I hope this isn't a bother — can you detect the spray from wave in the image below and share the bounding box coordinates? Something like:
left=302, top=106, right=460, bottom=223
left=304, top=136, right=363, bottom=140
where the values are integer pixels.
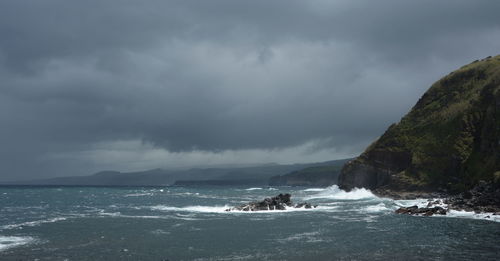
left=304, top=185, right=377, bottom=200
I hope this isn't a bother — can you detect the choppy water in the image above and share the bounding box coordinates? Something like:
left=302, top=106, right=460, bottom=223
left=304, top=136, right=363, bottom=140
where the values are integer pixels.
left=1, top=185, right=499, bottom=260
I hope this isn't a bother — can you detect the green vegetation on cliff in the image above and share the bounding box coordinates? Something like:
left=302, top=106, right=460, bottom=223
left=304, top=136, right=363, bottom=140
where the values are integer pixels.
left=339, top=55, right=500, bottom=192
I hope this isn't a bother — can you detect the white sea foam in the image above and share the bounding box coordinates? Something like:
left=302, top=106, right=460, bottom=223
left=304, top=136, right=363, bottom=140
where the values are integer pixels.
left=0, top=236, right=35, bottom=251
left=303, top=188, right=325, bottom=192
left=99, top=212, right=172, bottom=219
left=362, top=203, right=391, bottom=213
left=393, top=198, right=450, bottom=213
left=124, top=192, right=153, bottom=197
left=1, top=217, right=68, bottom=230
left=245, top=188, right=262, bottom=191
left=150, top=204, right=337, bottom=214
left=97, top=210, right=180, bottom=220
left=304, top=185, right=377, bottom=200
left=98, top=211, right=122, bottom=217
left=394, top=199, right=433, bottom=208
left=151, top=229, right=171, bottom=235
left=151, top=205, right=231, bottom=213
left=446, top=210, right=500, bottom=222
left=278, top=231, right=324, bottom=243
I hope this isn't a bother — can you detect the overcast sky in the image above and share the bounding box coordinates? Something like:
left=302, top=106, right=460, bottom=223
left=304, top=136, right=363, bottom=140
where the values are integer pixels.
left=1, top=0, right=499, bottom=181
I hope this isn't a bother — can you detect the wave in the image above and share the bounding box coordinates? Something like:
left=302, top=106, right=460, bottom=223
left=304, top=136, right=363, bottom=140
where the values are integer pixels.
left=393, top=198, right=447, bottom=208
left=151, top=205, right=231, bottom=213
left=304, top=185, right=377, bottom=200
left=303, top=188, right=325, bottom=192
left=124, top=192, right=154, bottom=197
left=150, top=204, right=337, bottom=214
left=97, top=212, right=180, bottom=220
left=0, top=236, right=36, bottom=252
left=446, top=210, right=500, bottom=222
left=278, top=231, right=324, bottom=243
left=1, top=217, right=68, bottom=230
left=362, top=203, right=391, bottom=213
left=245, top=188, right=263, bottom=191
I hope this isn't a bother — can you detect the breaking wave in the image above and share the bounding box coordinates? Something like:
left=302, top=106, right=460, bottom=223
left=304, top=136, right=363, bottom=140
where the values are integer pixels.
left=446, top=210, right=500, bottom=222
left=150, top=204, right=336, bottom=214
left=362, top=203, right=391, bottom=213
left=303, top=188, right=325, bottom=192
left=1, top=217, right=68, bottom=230
left=304, top=185, right=377, bottom=200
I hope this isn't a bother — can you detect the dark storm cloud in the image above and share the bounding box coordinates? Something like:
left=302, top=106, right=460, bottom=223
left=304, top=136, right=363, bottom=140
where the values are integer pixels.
left=1, top=0, right=499, bottom=180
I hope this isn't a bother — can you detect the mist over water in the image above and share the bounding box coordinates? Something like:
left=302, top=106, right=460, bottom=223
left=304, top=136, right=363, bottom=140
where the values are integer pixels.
left=1, top=186, right=499, bottom=260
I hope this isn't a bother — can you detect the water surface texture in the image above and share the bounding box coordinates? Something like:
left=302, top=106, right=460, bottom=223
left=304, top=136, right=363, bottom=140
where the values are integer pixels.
left=1, top=186, right=499, bottom=260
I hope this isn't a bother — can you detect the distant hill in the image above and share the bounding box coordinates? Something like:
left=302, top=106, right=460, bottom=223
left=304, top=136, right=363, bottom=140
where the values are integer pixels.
left=339, top=55, right=500, bottom=193
left=268, top=158, right=350, bottom=186
left=7, top=160, right=348, bottom=186
left=172, top=160, right=350, bottom=187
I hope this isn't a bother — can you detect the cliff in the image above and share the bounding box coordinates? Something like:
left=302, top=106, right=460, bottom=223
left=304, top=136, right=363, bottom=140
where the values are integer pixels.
left=339, top=55, right=500, bottom=194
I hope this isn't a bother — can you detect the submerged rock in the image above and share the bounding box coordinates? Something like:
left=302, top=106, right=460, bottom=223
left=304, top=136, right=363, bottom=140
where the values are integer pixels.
left=225, top=193, right=317, bottom=211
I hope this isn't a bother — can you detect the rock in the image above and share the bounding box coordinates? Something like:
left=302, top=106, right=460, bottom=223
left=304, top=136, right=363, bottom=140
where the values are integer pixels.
left=225, top=193, right=317, bottom=212
left=395, top=206, right=447, bottom=216
left=426, top=200, right=441, bottom=208
left=395, top=205, right=418, bottom=214
left=446, top=181, right=500, bottom=213
left=294, top=203, right=318, bottom=209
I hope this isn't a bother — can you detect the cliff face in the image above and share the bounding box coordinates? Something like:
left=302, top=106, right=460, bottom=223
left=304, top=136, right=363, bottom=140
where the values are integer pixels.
left=339, top=55, right=500, bottom=193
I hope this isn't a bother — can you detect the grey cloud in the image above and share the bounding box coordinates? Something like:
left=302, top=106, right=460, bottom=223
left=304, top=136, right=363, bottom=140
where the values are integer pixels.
left=0, top=0, right=499, bottom=180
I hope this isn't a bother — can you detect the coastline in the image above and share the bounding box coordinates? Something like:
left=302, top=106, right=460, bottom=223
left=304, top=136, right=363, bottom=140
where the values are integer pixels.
left=373, top=181, right=500, bottom=216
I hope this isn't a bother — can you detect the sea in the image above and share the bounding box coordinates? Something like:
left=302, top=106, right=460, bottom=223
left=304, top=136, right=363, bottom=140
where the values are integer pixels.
left=1, top=185, right=499, bottom=261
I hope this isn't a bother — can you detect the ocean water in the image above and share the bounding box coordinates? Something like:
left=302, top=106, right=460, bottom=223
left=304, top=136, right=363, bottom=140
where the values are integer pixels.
left=1, top=185, right=499, bottom=261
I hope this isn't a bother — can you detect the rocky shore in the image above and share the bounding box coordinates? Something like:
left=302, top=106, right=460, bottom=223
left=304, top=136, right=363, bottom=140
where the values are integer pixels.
left=445, top=181, right=500, bottom=213
left=395, top=205, right=447, bottom=216
left=394, top=181, right=500, bottom=217
left=225, top=193, right=317, bottom=212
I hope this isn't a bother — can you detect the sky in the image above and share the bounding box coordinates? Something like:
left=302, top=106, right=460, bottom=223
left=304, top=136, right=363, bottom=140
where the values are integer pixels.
left=1, top=0, right=499, bottom=181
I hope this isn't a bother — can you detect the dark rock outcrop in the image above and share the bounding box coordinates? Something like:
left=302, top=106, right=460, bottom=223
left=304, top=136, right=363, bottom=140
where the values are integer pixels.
left=395, top=205, right=447, bottom=216
left=445, top=181, right=500, bottom=213
left=339, top=55, right=500, bottom=196
left=395, top=181, right=500, bottom=216
left=225, top=193, right=317, bottom=211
